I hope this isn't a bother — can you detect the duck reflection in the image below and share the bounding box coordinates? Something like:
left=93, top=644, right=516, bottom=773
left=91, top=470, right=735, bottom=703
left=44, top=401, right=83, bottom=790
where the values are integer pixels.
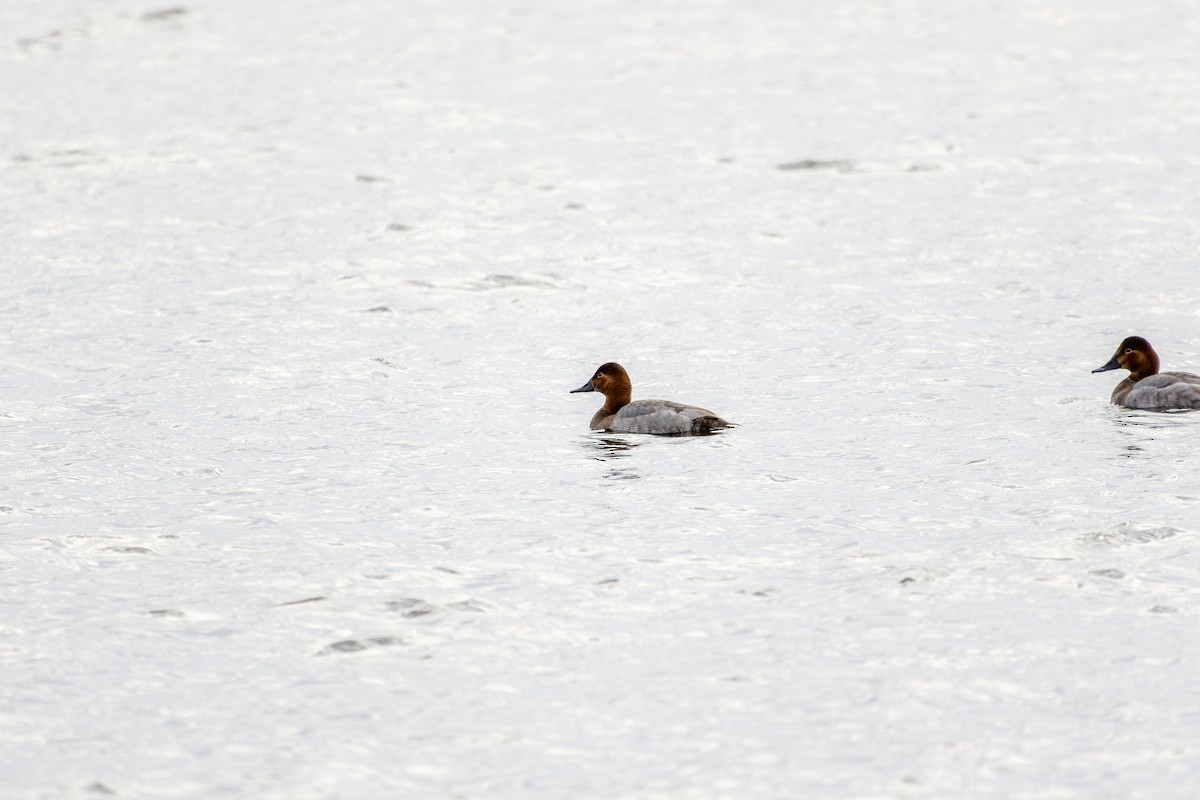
left=1113, top=409, right=1194, bottom=429
left=1109, top=407, right=1194, bottom=458
left=580, top=435, right=642, bottom=480
left=584, top=436, right=641, bottom=461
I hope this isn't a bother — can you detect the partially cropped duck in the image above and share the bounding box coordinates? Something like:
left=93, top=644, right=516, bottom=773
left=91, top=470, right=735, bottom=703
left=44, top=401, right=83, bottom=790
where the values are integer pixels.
left=570, top=362, right=731, bottom=434
left=1093, top=336, right=1200, bottom=410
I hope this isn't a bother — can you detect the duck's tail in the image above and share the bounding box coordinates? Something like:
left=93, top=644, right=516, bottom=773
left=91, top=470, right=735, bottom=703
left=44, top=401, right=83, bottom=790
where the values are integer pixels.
left=691, top=416, right=733, bottom=434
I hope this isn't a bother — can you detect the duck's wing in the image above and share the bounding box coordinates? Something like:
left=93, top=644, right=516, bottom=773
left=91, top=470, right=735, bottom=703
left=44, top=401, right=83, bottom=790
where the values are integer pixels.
left=1160, top=371, right=1200, bottom=385
left=1125, top=372, right=1200, bottom=410
left=611, top=400, right=730, bottom=435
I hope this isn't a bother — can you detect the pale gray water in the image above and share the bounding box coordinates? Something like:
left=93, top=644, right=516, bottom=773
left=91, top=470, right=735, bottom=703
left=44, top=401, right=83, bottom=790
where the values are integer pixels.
left=3, top=1, right=1200, bottom=798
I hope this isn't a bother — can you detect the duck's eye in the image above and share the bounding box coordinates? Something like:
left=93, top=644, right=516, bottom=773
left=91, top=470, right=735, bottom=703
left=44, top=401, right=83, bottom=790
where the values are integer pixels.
left=1124, top=348, right=1133, bottom=354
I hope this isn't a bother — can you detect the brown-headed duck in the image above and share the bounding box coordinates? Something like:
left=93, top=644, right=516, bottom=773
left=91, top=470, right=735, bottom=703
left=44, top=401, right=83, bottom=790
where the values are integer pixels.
left=1093, top=336, right=1200, bottom=410
left=570, top=362, right=731, bottom=435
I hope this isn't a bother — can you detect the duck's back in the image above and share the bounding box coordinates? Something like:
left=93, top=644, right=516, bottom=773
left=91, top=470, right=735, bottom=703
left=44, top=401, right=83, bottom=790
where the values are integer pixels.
left=1120, top=371, right=1200, bottom=410
left=609, top=399, right=730, bottom=435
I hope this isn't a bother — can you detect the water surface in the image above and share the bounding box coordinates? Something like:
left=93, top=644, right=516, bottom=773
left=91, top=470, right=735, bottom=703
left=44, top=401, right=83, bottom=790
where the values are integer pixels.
left=3, top=1, right=1200, bottom=798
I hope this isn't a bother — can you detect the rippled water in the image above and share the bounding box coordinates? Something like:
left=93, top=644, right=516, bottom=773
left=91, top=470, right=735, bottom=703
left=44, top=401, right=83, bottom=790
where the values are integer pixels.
left=3, top=1, right=1200, bottom=798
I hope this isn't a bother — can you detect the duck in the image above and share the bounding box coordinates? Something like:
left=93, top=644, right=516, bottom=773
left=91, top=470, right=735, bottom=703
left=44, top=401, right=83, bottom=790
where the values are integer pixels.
left=1092, top=336, right=1200, bottom=410
left=570, top=362, right=732, bottom=434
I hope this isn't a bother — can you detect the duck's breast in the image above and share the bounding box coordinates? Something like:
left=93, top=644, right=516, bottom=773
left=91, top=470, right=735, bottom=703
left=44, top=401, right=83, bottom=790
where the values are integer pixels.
left=1122, top=372, right=1200, bottom=410
left=609, top=399, right=726, bottom=435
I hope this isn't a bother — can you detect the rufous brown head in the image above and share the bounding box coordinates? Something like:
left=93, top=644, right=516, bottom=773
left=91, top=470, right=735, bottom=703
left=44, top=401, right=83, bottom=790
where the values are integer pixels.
left=1093, top=336, right=1160, bottom=381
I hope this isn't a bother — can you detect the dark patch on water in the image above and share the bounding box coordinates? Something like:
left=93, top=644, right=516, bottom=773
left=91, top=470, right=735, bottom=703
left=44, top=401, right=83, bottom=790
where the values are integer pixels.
left=318, top=636, right=404, bottom=655
left=466, top=273, right=557, bottom=291
left=1083, top=523, right=1178, bottom=546
left=385, top=597, right=486, bottom=615
left=276, top=596, right=327, bottom=607
left=447, top=600, right=484, bottom=612
left=50, top=149, right=105, bottom=168
left=142, top=7, right=189, bottom=23
left=19, top=30, right=70, bottom=52
left=10, top=148, right=106, bottom=168
left=777, top=159, right=855, bottom=173
left=1089, top=568, right=1126, bottom=580
left=386, top=223, right=411, bottom=232
left=386, top=597, right=438, bottom=617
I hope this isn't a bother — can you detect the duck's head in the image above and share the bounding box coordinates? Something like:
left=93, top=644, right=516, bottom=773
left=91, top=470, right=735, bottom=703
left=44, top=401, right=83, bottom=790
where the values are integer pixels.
left=571, top=362, right=633, bottom=405
left=1093, top=336, right=1160, bottom=381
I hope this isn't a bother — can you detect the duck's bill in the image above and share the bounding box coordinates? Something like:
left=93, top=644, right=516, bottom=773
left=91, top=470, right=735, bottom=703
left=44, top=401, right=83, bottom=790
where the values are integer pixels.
left=1092, top=357, right=1121, bottom=373
left=570, top=380, right=595, bottom=393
